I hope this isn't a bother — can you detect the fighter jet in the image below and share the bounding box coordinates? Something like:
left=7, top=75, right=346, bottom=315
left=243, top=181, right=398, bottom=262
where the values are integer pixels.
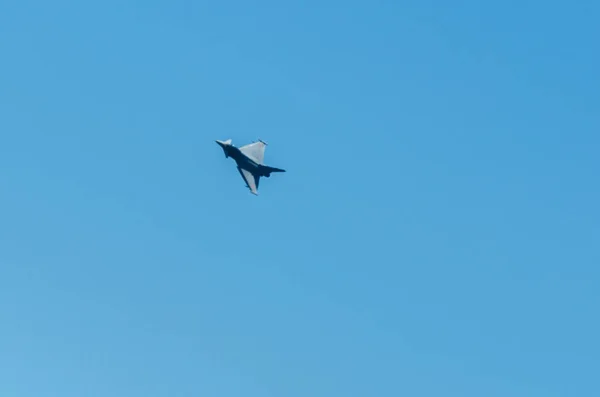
left=215, top=139, right=285, bottom=195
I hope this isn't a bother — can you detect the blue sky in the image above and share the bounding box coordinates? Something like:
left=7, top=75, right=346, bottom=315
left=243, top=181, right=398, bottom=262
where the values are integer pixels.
left=1, top=0, right=598, bottom=396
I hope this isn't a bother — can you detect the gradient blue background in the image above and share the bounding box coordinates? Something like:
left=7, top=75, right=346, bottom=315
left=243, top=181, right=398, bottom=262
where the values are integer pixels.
left=1, top=1, right=599, bottom=396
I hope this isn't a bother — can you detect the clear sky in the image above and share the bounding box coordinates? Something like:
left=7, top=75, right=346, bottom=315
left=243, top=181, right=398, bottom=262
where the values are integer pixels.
left=1, top=1, right=598, bottom=396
